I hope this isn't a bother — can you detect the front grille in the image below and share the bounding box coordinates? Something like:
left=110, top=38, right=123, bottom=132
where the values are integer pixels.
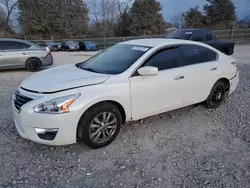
left=14, top=90, right=33, bottom=112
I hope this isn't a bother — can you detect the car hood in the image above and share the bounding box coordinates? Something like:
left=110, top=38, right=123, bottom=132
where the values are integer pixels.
left=21, top=64, right=110, bottom=93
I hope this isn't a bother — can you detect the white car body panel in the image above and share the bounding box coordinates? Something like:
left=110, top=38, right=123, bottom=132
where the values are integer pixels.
left=21, top=64, right=110, bottom=93
left=12, top=39, right=239, bottom=146
left=129, top=67, right=185, bottom=120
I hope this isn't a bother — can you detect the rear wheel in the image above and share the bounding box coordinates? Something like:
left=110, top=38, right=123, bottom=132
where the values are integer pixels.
left=205, top=81, right=226, bottom=108
left=25, top=58, right=42, bottom=72
left=77, top=102, right=122, bottom=149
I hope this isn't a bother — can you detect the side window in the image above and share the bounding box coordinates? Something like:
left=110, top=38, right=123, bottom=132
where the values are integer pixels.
left=144, top=48, right=180, bottom=71
left=180, top=45, right=217, bottom=66
left=2, top=41, right=31, bottom=50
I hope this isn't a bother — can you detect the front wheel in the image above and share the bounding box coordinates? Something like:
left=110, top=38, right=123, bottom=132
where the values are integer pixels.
left=77, top=102, right=122, bottom=149
left=205, top=81, right=226, bottom=108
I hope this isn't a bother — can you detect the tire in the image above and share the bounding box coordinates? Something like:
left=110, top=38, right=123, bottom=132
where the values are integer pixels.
left=25, top=58, right=42, bottom=72
left=77, top=102, right=122, bottom=149
left=205, top=81, right=226, bottom=108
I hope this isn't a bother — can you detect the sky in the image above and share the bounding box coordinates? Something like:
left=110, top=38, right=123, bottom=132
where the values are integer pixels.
left=161, top=0, right=250, bottom=21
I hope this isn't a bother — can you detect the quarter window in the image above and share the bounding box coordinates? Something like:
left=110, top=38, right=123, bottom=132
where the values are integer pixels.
left=180, top=45, right=217, bottom=66
left=144, top=48, right=180, bottom=71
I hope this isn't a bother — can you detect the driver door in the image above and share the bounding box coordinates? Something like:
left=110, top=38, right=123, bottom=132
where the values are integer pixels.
left=129, top=47, right=185, bottom=120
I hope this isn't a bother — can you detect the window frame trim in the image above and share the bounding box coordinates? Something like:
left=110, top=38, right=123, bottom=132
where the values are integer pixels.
left=130, top=45, right=181, bottom=77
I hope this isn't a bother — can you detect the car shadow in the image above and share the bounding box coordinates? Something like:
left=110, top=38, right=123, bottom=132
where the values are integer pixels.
left=0, top=66, right=53, bottom=73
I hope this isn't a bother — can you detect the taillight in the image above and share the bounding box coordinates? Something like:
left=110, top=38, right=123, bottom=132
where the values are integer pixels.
left=45, top=46, right=51, bottom=54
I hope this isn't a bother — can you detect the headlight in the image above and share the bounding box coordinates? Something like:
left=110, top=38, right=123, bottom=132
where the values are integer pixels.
left=33, top=94, right=80, bottom=114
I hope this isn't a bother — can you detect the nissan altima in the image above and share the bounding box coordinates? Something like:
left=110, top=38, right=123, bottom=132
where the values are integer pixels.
left=12, top=39, right=239, bottom=149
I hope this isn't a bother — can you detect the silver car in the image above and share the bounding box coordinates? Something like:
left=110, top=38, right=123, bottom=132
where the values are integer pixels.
left=0, top=38, right=53, bottom=71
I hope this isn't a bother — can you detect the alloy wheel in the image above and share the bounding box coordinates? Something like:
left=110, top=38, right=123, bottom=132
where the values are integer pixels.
left=88, top=112, right=117, bottom=144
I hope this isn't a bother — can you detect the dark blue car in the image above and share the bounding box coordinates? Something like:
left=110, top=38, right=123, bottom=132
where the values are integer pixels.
left=78, top=41, right=98, bottom=51
left=41, top=41, right=59, bottom=51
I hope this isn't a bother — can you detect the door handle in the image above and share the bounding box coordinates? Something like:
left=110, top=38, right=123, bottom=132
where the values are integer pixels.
left=175, top=75, right=184, bottom=80
left=210, top=67, right=217, bottom=71
left=22, top=52, right=27, bottom=55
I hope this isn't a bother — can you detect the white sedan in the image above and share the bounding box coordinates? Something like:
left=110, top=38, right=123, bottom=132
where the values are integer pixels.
left=12, top=39, right=239, bottom=149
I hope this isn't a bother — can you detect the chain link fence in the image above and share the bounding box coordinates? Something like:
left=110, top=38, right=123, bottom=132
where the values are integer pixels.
left=29, top=28, right=250, bottom=49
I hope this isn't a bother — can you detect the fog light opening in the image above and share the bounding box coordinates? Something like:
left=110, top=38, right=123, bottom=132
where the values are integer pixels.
left=34, top=128, right=59, bottom=141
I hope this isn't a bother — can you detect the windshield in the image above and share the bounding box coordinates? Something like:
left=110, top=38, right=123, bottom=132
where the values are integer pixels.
left=77, top=44, right=150, bottom=74
left=167, top=30, right=193, bottom=40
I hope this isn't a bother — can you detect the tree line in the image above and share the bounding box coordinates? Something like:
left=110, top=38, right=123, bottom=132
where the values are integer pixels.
left=0, top=0, right=244, bottom=39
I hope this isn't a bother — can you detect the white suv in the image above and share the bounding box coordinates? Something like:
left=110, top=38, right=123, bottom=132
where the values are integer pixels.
left=12, top=39, right=239, bottom=149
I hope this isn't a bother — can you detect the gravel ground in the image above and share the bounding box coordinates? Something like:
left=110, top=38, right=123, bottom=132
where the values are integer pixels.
left=1, top=47, right=250, bottom=188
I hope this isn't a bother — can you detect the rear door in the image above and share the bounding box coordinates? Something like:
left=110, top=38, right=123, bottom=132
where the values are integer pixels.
left=179, top=44, right=219, bottom=106
left=3, top=41, right=31, bottom=68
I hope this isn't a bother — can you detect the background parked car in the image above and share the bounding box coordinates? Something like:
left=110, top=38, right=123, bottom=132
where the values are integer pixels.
left=166, top=29, right=235, bottom=55
left=0, top=38, right=53, bottom=71
left=78, top=41, right=98, bottom=51
left=40, top=41, right=59, bottom=52
left=61, top=41, right=80, bottom=51
left=56, top=42, right=62, bottom=50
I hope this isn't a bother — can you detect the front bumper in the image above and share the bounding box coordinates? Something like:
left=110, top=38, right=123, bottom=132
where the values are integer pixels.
left=12, top=92, right=79, bottom=146
left=229, top=70, right=239, bottom=95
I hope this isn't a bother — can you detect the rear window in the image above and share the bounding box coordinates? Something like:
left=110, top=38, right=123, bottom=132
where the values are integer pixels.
left=167, top=30, right=193, bottom=40
left=1, top=41, right=31, bottom=50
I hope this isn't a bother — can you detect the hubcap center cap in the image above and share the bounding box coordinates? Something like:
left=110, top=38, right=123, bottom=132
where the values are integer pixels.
left=216, top=93, right=222, bottom=100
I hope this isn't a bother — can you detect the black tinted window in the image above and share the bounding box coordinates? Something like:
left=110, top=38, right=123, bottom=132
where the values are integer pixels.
left=1, top=41, right=31, bottom=50
left=167, top=30, right=193, bottom=40
left=192, top=33, right=205, bottom=41
left=180, top=45, right=217, bottom=66
left=144, top=48, right=180, bottom=70
left=205, top=34, right=213, bottom=40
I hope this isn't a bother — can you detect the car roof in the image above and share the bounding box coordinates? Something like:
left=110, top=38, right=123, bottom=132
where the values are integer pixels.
left=0, top=38, right=37, bottom=46
left=121, top=38, right=205, bottom=48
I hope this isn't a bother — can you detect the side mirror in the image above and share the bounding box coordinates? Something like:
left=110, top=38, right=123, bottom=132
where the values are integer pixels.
left=137, top=66, right=158, bottom=76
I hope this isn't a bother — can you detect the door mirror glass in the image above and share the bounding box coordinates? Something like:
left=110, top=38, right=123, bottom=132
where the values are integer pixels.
left=137, top=66, right=158, bottom=76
